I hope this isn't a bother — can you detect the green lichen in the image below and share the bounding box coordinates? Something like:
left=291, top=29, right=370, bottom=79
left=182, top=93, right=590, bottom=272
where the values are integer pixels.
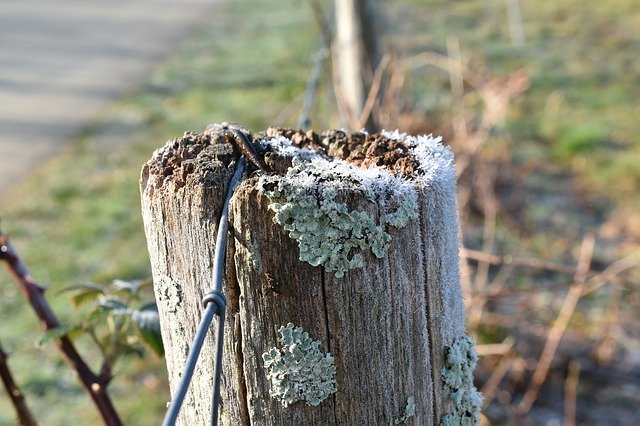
left=440, top=335, right=483, bottom=426
left=244, top=236, right=263, bottom=272
left=259, top=157, right=418, bottom=277
left=262, top=323, right=337, bottom=407
left=394, top=396, right=416, bottom=424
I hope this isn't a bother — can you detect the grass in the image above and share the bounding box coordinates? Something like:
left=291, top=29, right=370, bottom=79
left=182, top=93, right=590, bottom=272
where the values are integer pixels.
left=391, top=0, right=640, bottom=210
left=1, top=0, right=639, bottom=423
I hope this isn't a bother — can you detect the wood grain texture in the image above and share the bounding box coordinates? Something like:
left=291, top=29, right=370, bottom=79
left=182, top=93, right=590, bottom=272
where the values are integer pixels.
left=140, top=132, right=238, bottom=425
left=140, top=130, right=467, bottom=425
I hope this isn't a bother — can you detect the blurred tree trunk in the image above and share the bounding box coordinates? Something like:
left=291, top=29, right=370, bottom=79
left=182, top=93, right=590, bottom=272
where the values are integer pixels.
left=334, top=0, right=384, bottom=131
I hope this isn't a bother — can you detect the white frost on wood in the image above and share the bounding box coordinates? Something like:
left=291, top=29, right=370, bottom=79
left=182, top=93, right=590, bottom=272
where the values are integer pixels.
left=382, top=130, right=454, bottom=185
left=259, top=135, right=318, bottom=159
left=384, top=130, right=466, bottom=341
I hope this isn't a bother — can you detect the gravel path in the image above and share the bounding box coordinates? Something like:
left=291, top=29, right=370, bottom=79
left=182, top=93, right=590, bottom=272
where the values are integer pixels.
left=0, top=0, right=221, bottom=200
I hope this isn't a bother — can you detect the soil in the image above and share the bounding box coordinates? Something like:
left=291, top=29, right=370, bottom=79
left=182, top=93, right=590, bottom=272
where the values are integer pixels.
left=142, top=131, right=235, bottom=190
left=260, top=127, right=421, bottom=177
left=150, top=128, right=433, bottom=186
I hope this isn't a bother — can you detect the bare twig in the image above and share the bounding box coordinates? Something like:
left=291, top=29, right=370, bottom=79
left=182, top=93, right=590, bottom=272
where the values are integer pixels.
left=480, top=354, right=514, bottom=409
left=297, top=0, right=334, bottom=130
left=298, top=45, right=329, bottom=130
left=516, top=234, right=595, bottom=416
left=307, top=0, right=332, bottom=47
left=273, top=94, right=304, bottom=127
left=563, top=360, right=581, bottom=426
left=0, top=340, right=37, bottom=426
left=447, top=36, right=468, bottom=142
left=357, top=53, right=390, bottom=129
left=0, top=230, right=122, bottom=426
left=583, top=254, right=638, bottom=295
left=593, top=285, right=621, bottom=365
left=378, top=55, right=406, bottom=128
left=476, top=336, right=515, bottom=357
left=467, top=168, right=499, bottom=331
left=462, top=248, right=578, bottom=275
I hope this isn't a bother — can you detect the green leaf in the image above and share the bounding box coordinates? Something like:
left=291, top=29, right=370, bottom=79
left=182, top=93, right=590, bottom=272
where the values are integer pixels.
left=98, top=297, right=130, bottom=315
left=111, top=279, right=145, bottom=296
left=131, top=303, right=164, bottom=356
left=37, top=323, right=83, bottom=348
left=72, top=289, right=105, bottom=307
left=83, top=307, right=112, bottom=326
left=118, top=344, right=146, bottom=359
left=59, top=282, right=106, bottom=307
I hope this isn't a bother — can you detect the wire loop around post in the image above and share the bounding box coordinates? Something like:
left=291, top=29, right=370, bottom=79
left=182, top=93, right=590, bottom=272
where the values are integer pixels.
left=202, top=291, right=227, bottom=316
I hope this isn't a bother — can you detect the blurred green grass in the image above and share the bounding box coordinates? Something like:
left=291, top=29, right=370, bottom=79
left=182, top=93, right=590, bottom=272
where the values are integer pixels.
left=394, top=0, right=640, bottom=208
left=1, top=0, right=638, bottom=423
left=0, top=0, right=315, bottom=423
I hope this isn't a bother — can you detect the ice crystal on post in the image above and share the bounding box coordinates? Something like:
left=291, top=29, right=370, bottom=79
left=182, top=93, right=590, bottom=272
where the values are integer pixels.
left=262, top=323, right=337, bottom=407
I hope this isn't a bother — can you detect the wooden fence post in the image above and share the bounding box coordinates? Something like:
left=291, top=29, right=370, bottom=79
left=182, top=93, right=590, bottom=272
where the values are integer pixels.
left=140, top=127, right=482, bottom=425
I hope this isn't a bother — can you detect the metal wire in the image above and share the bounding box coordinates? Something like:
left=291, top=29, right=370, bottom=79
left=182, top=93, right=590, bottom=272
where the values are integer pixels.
left=162, top=158, right=246, bottom=426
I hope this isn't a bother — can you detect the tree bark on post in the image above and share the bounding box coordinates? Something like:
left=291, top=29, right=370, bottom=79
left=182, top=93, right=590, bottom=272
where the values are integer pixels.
left=140, top=127, right=481, bottom=425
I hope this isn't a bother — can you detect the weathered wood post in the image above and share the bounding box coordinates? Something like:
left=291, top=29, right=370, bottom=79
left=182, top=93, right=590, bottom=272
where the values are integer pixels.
left=140, top=126, right=482, bottom=425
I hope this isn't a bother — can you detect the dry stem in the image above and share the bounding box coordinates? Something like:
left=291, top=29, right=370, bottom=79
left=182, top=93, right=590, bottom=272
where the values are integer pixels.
left=563, top=360, right=581, bottom=426
left=516, top=234, right=595, bottom=416
left=480, top=354, right=514, bottom=409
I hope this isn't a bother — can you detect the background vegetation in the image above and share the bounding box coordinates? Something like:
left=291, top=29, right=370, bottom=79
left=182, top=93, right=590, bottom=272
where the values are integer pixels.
left=0, top=0, right=638, bottom=424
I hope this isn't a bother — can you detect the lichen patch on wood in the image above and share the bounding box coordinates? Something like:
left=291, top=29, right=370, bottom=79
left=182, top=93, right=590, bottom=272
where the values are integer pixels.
left=440, top=335, right=483, bottom=426
left=258, top=156, right=419, bottom=277
left=155, top=274, right=183, bottom=314
left=394, top=396, right=416, bottom=424
left=262, top=323, right=337, bottom=407
left=255, top=129, right=452, bottom=278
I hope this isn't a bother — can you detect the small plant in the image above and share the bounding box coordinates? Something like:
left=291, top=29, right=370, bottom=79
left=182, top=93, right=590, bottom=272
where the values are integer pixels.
left=40, top=278, right=163, bottom=381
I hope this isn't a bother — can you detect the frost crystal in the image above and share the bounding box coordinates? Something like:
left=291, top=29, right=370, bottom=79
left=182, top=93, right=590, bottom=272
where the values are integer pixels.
left=259, top=157, right=418, bottom=277
left=440, top=335, right=483, bottom=426
left=259, top=135, right=318, bottom=159
left=382, top=130, right=454, bottom=185
left=262, top=323, right=337, bottom=407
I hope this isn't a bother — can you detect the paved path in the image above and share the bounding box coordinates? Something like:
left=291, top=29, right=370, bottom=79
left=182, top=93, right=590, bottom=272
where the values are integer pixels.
left=0, top=0, right=221, bottom=201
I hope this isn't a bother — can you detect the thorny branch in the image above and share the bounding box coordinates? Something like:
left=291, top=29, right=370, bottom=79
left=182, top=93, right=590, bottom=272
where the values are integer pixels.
left=0, top=229, right=122, bottom=426
left=0, top=339, right=37, bottom=426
